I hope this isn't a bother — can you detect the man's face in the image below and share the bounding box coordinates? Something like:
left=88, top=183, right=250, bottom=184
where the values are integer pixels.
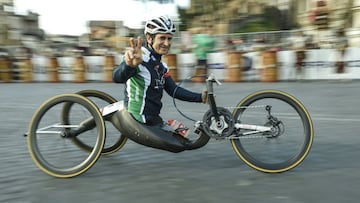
left=147, top=33, right=173, bottom=55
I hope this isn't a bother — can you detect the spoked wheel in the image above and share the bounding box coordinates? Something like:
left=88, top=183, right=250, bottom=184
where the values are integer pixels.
left=27, top=94, right=105, bottom=178
left=63, top=90, right=127, bottom=155
left=231, top=90, right=314, bottom=173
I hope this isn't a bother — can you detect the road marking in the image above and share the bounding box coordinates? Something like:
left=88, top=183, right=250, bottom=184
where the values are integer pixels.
left=312, top=116, right=360, bottom=122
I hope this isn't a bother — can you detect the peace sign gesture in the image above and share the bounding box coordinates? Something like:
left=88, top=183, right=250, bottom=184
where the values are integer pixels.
left=124, top=36, right=143, bottom=68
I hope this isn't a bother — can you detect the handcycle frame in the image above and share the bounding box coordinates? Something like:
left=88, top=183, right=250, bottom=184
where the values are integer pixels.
left=26, top=74, right=314, bottom=178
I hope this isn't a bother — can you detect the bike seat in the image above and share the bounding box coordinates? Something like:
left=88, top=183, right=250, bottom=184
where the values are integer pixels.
left=112, top=109, right=189, bottom=153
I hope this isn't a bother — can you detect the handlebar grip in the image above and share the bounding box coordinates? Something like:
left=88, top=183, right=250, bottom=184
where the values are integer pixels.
left=206, top=73, right=221, bottom=93
left=206, top=73, right=222, bottom=85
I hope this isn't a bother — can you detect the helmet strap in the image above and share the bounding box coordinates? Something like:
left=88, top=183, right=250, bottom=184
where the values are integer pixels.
left=146, top=33, right=156, bottom=50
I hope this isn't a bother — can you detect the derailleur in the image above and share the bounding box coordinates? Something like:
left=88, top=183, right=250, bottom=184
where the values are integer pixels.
left=264, top=105, right=284, bottom=138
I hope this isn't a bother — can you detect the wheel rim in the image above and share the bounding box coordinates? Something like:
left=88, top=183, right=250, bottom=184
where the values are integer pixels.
left=64, top=90, right=127, bottom=155
left=231, top=90, right=314, bottom=173
left=27, top=94, right=105, bottom=178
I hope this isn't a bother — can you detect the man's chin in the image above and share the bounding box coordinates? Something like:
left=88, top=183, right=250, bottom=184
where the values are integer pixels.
left=159, top=49, right=169, bottom=55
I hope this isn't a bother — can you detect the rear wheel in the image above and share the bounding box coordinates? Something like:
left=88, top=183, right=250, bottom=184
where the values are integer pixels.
left=63, top=89, right=127, bottom=155
left=231, top=90, right=314, bottom=173
left=27, top=94, right=105, bottom=178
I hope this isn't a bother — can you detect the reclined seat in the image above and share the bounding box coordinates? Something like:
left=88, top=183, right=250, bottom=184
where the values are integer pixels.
left=110, top=110, right=210, bottom=153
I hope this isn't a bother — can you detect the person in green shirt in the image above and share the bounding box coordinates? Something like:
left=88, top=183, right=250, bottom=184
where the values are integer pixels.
left=192, top=25, right=216, bottom=78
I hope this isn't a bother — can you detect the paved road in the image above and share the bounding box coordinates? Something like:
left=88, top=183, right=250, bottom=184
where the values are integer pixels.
left=1, top=81, right=359, bottom=203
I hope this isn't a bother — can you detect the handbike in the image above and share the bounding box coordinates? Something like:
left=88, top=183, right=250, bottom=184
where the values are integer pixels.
left=26, top=74, right=314, bottom=178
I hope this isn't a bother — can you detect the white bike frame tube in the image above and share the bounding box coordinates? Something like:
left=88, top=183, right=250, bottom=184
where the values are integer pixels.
left=100, top=100, right=125, bottom=116
left=36, top=123, right=80, bottom=134
left=234, top=123, right=272, bottom=132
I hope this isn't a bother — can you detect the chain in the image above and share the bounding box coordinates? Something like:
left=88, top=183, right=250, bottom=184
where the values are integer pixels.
left=179, top=105, right=267, bottom=115
left=225, top=105, right=267, bottom=110
left=224, top=135, right=269, bottom=140
left=210, top=135, right=269, bottom=140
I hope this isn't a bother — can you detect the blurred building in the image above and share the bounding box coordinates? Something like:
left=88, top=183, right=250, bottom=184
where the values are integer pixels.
left=290, top=0, right=360, bottom=46
left=186, top=0, right=293, bottom=34
left=1, top=0, right=360, bottom=55
left=0, top=0, right=140, bottom=56
left=185, top=0, right=360, bottom=46
left=134, top=0, right=174, bottom=3
left=0, top=0, right=44, bottom=55
left=86, top=20, right=142, bottom=54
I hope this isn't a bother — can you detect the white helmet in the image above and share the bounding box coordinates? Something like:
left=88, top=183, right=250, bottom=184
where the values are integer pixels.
left=144, top=16, right=176, bottom=35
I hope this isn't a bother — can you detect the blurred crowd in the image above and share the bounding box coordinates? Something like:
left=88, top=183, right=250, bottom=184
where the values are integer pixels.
left=0, top=26, right=358, bottom=83
left=0, top=27, right=356, bottom=60
left=0, top=27, right=356, bottom=83
left=190, top=28, right=352, bottom=54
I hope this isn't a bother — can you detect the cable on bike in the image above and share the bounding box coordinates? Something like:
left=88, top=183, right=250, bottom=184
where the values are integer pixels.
left=172, top=74, right=208, bottom=122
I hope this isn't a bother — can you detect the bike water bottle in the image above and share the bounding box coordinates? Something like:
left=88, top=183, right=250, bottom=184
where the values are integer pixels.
left=167, top=119, right=189, bottom=138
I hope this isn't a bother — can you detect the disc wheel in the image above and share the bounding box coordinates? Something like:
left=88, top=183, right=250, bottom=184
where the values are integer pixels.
left=27, top=94, right=105, bottom=178
left=231, top=90, right=314, bottom=173
left=63, top=90, right=127, bottom=155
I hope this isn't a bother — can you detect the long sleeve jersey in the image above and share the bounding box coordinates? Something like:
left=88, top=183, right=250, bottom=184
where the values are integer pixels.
left=113, top=46, right=202, bottom=125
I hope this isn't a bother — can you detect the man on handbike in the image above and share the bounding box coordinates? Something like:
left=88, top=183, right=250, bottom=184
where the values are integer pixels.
left=112, top=16, right=207, bottom=147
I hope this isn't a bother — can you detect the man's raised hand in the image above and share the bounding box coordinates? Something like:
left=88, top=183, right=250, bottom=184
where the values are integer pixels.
left=125, top=36, right=143, bottom=68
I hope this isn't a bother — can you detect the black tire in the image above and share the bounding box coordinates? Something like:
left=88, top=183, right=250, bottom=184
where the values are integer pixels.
left=231, top=90, right=314, bottom=173
left=65, top=90, right=127, bottom=155
left=27, top=94, right=105, bottom=178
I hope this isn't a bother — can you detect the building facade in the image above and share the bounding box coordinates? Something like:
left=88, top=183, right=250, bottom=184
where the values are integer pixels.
left=1, top=0, right=360, bottom=53
left=293, top=0, right=360, bottom=46
left=186, top=0, right=360, bottom=46
left=0, top=0, right=44, bottom=55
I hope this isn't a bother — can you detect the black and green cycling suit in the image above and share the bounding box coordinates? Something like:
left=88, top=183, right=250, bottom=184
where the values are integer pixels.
left=113, top=46, right=202, bottom=126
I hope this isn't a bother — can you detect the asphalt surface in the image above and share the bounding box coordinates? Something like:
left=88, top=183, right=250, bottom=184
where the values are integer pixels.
left=1, top=80, right=360, bottom=203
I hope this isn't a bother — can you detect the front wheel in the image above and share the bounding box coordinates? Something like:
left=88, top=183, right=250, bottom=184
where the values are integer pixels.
left=27, top=94, right=105, bottom=178
left=231, top=90, right=314, bottom=173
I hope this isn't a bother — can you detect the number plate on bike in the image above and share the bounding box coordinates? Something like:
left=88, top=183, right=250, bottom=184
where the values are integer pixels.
left=100, top=101, right=124, bottom=116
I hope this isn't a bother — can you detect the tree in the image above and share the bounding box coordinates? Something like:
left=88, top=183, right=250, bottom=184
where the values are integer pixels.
left=177, top=6, right=194, bottom=31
